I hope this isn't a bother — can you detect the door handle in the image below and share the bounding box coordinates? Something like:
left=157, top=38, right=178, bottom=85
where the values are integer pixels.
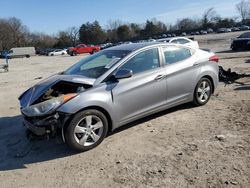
left=154, top=75, right=165, bottom=80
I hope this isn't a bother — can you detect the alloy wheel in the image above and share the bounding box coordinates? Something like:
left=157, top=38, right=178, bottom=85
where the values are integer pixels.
left=197, top=80, right=211, bottom=103
left=73, top=115, right=104, bottom=147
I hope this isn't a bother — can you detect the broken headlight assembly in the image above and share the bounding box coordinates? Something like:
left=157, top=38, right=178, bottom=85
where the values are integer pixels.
left=22, top=93, right=77, bottom=117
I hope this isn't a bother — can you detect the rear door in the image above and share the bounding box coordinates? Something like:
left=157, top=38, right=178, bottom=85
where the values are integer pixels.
left=111, top=48, right=167, bottom=124
left=161, top=46, right=201, bottom=105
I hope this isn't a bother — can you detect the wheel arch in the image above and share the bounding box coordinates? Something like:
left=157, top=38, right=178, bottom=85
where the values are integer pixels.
left=61, top=105, right=113, bottom=143
left=201, top=75, right=215, bottom=93
left=78, top=106, right=113, bottom=133
left=63, top=105, right=113, bottom=132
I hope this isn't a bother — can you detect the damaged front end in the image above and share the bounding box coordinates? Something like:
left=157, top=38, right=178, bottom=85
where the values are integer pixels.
left=19, top=75, right=94, bottom=140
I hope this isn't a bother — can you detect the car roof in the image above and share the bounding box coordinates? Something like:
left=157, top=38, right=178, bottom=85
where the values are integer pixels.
left=106, top=42, right=195, bottom=52
left=239, top=32, right=250, bottom=38
left=106, top=42, right=161, bottom=51
left=157, top=37, right=191, bottom=42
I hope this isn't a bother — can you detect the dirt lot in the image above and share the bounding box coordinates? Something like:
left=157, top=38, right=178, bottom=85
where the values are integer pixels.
left=0, top=32, right=249, bottom=188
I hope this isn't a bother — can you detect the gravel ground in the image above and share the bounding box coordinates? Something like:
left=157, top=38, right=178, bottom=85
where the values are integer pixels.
left=0, top=32, right=249, bottom=188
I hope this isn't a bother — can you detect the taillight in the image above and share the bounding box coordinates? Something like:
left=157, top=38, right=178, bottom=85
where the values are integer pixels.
left=209, top=55, right=219, bottom=62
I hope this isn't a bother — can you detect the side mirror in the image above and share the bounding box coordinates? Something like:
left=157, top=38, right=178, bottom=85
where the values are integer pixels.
left=114, top=69, right=133, bottom=79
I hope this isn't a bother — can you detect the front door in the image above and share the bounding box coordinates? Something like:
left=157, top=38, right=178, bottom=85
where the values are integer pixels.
left=111, top=48, right=167, bottom=124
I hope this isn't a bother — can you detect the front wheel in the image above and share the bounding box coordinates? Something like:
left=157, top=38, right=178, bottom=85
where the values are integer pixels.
left=65, top=109, right=108, bottom=152
left=193, top=78, right=212, bottom=106
left=90, top=50, right=97, bottom=54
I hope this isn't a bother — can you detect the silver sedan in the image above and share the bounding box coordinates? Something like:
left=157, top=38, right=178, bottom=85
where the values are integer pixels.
left=19, top=43, right=219, bottom=151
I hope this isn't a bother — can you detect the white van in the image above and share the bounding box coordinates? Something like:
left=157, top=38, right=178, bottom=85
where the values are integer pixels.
left=9, top=47, right=35, bottom=58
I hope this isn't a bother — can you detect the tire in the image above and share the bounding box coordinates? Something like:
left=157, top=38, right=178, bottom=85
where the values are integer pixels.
left=62, top=53, right=65, bottom=55
left=51, top=54, right=54, bottom=56
left=65, top=109, right=108, bottom=152
left=26, top=55, right=30, bottom=58
left=193, top=78, right=212, bottom=106
left=90, top=50, right=97, bottom=54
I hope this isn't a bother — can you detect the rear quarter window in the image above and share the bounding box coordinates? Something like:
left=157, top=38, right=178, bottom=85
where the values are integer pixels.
left=163, top=47, right=192, bottom=65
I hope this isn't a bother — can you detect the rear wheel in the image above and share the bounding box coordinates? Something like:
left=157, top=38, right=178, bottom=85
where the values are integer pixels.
left=65, top=109, right=108, bottom=152
left=193, top=78, right=212, bottom=106
left=26, top=55, right=30, bottom=58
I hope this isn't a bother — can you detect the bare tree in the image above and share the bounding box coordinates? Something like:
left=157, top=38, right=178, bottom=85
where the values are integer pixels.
left=202, top=7, right=220, bottom=28
left=8, top=17, right=29, bottom=47
left=236, top=0, right=250, bottom=24
left=106, top=19, right=122, bottom=30
left=0, top=19, right=11, bottom=50
left=27, top=32, right=56, bottom=49
left=0, top=17, right=29, bottom=50
left=67, top=26, right=79, bottom=46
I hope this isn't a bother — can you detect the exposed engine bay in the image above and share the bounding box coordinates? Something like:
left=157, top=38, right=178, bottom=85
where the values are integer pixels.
left=33, top=81, right=92, bottom=104
left=20, top=80, right=93, bottom=140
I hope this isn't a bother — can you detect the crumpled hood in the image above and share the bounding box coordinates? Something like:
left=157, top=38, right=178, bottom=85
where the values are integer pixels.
left=19, top=74, right=95, bottom=108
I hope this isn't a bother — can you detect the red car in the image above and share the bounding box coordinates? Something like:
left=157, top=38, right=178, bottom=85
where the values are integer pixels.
left=67, top=44, right=100, bottom=56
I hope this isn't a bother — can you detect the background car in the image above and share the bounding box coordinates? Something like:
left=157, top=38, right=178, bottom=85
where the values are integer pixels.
left=36, top=48, right=55, bottom=56
left=100, top=43, right=113, bottom=50
left=67, top=44, right=100, bottom=56
left=157, top=37, right=199, bottom=48
left=240, top=25, right=250, bottom=30
left=48, top=49, right=67, bottom=56
left=231, top=32, right=250, bottom=51
left=8, top=47, right=35, bottom=58
left=200, top=30, right=208, bottom=34
left=19, top=42, right=219, bottom=152
left=231, top=27, right=240, bottom=32
left=207, top=28, right=214, bottom=33
left=217, top=28, right=227, bottom=33
left=181, top=32, right=187, bottom=36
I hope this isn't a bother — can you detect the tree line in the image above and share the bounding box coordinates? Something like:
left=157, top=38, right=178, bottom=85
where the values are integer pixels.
left=0, top=0, right=250, bottom=51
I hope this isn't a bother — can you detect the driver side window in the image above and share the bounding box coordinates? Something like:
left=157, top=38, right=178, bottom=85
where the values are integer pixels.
left=119, top=48, right=160, bottom=75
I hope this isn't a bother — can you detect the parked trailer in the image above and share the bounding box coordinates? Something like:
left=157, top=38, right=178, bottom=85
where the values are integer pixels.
left=9, top=47, right=35, bottom=58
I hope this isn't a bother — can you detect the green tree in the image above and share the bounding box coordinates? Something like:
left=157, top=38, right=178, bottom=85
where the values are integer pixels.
left=117, top=25, right=131, bottom=41
left=142, top=20, right=159, bottom=38
left=54, top=31, right=71, bottom=48
left=79, top=21, right=106, bottom=44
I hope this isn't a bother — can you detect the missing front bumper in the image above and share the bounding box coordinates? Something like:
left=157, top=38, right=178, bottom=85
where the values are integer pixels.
left=22, top=112, right=71, bottom=139
left=23, top=113, right=60, bottom=136
left=23, top=119, right=46, bottom=136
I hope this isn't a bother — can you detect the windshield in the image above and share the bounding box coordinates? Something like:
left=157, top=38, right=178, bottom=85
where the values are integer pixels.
left=238, top=32, right=250, bottom=38
left=64, top=50, right=131, bottom=78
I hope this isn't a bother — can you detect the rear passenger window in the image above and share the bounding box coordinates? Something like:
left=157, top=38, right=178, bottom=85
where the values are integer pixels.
left=163, top=47, right=192, bottom=65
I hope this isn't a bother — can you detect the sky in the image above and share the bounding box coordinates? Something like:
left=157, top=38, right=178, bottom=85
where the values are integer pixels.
left=0, top=0, right=240, bottom=35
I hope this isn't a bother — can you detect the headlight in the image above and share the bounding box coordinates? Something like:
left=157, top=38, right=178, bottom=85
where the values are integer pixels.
left=22, top=93, right=77, bottom=117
